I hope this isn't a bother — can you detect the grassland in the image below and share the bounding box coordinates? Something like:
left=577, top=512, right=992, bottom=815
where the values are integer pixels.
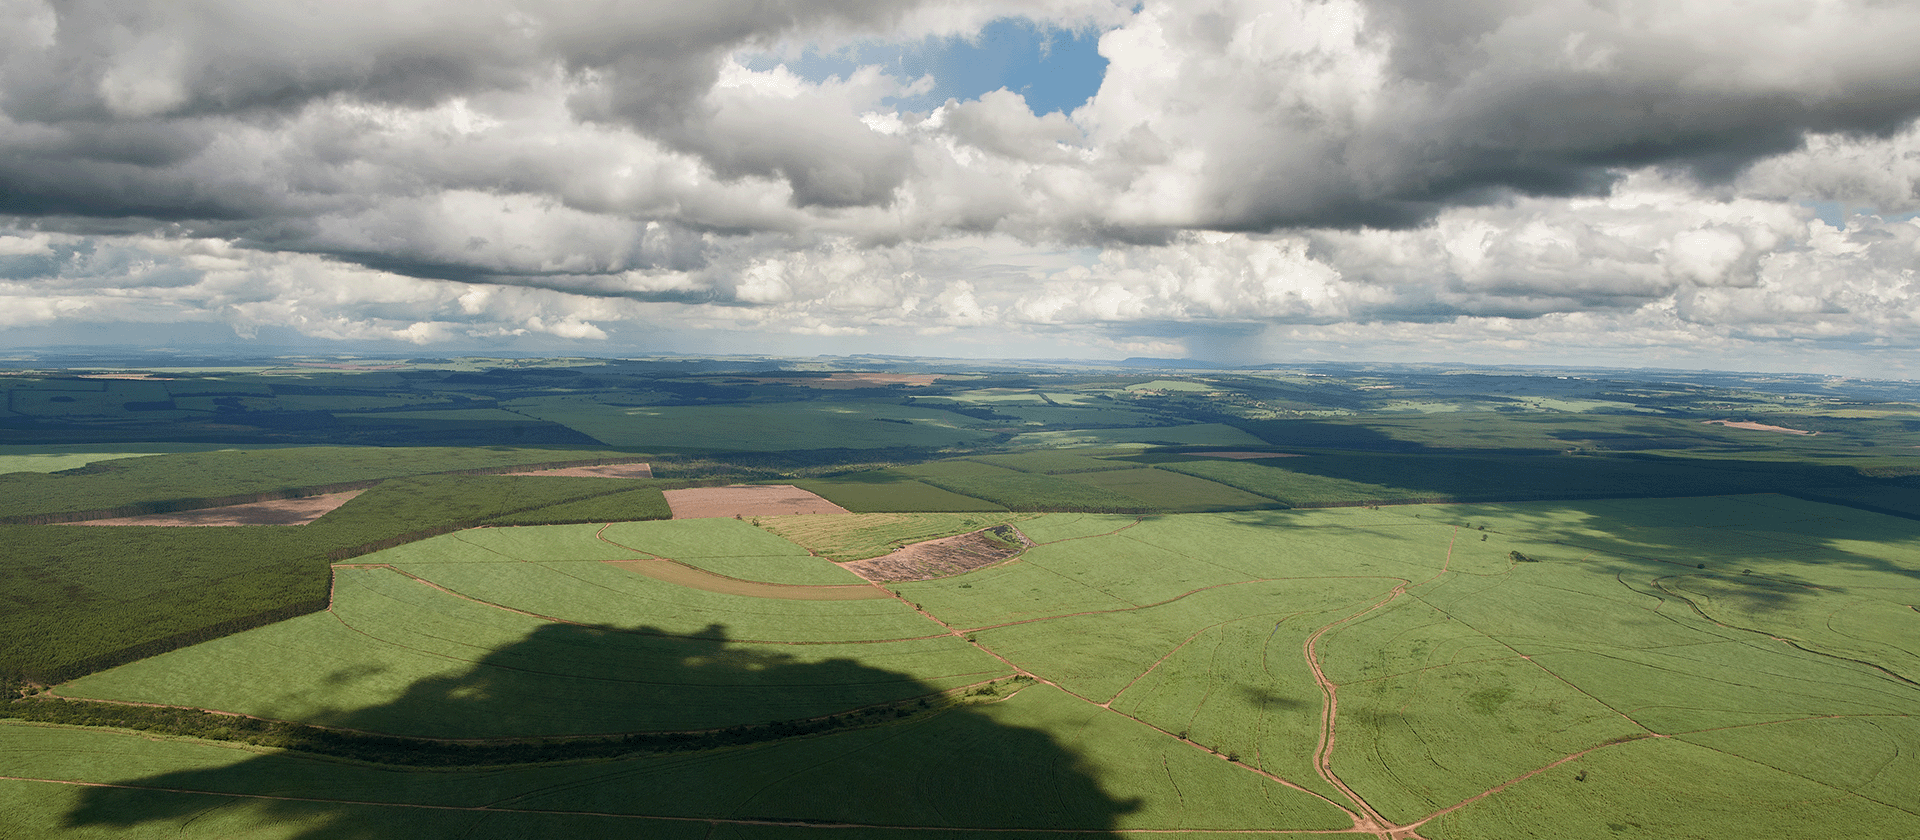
left=11, top=359, right=1920, bottom=839
left=0, top=443, right=309, bottom=474
left=13, top=495, right=1920, bottom=838
left=790, top=471, right=1007, bottom=512
left=965, top=450, right=1140, bottom=474
left=895, top=462, right=1156, bottom=513
left=1056, top=467, right=1285, bottom=512
left=61, top=560, right=1004, bottom=738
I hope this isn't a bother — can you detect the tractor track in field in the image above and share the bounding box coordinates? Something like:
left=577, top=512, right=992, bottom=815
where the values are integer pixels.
left=1292, top=526, right=1462, bottom=838
left=876, top=573, right=1366, bottom=829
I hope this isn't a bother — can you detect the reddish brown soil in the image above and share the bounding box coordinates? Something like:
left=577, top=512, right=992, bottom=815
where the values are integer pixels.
left=1701, top=419, right=1816, bottom=435
left=842, top=525, right=1035, bottom=582
left=503, top=463, right=653, bottom=478
left=64, top=490, right=367, bottom=527
left=663, top=485, right=849, bottom=519
left=1190, top=451, right=1305, bottom=459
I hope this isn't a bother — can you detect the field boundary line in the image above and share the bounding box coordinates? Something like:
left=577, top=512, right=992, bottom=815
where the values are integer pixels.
left=1649, top=575, right=1920, bottom=690
left=1296, top=526, right=1460, bottom=838
left=1399, top=738, right=1653, bottom=832
left=361, top=563, right=951, bottom=647
left=957, top=576, right=1410, bottom=635
left=876, top=582, right=1365, bottom=830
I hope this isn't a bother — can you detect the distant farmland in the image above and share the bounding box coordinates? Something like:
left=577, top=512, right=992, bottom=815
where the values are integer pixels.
left=7, top=359, right=1920, bottom=839
left=13, top=494, right=1918, bottom=838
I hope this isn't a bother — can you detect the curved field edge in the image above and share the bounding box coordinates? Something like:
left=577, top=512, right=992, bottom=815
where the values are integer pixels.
left=2, top=685, right=1353, bottom=835
left=10, top=497, right=1920, bottom=838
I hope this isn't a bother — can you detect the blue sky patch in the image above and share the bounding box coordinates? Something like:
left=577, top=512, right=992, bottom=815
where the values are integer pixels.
left=754, top=18, right=1109, bottom=116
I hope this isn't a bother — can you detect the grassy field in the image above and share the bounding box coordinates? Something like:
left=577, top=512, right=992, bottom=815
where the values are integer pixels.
left=2, top=683, right=1352, bottom=837
left=901, top=462, right=1156, bottom=513
left=0, top=443, right=313, bottom=474
left=1056, top=467, right=1285, bottom=512
left=12, top=359, right=1920, bottom=838
left=62, top=562, right=1005, bottom=738
left=12, top=496, right=1920, bottom=837
left=0, top=445, right=625, bottom=520
left=965, top=450, right=1140, bottom=474
left=1147, top=450, right=1880, bottom=507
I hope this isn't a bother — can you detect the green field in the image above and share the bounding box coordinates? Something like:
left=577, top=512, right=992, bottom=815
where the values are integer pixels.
left=902, top=462, right=1157, bottom=512
left=1011, top=422, right=1268, bottom=448
left=790, top=471, right=1007, bottom=512
left=505, top=399, right=995, bottom=450
left=0, top=443, right=313, bottom=475
left=11, top=359, right=1920, bottom=839
left=966, top=450, right=1140, bottom=474
left=0, top=445, right=625, bottom=520
left=16, top=494, right=1919, bottom=838
left=1057, top=467, right=1285, bottom=512
left=61, top=558, right=1004, bottom=738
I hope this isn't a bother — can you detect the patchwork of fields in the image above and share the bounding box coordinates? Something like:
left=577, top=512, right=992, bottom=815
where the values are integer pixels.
left=8, top=494, right=1919, bottom=838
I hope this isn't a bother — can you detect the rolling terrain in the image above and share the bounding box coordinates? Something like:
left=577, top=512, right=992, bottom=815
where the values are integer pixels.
left=3, top=355, right=1918, bottom=838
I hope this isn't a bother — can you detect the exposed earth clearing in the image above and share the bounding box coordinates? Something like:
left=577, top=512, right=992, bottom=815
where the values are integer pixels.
left=1701, top=419, right=1817, bottom=435
left=60, top=490, right=366, bottom=526
left=843, top=524, right=1035, bottom=582
left=503, top=462, right=653, bottom=478
left=664, top=485, right=850, bottom=518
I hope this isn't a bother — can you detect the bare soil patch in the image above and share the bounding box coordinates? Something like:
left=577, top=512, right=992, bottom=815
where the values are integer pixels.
left=504, top=462, right=653, bottom=478
left=65, top=490, right=366, bottom=527
left=1190, top=451, right=1305, bottom=459
left=842, top=525, right=1035, bottom=582
left=1702, top=419, right=1817, bottom=435
left=604, top=559, right=888, bottom=600
left=664, top=485, right=849, bottom=519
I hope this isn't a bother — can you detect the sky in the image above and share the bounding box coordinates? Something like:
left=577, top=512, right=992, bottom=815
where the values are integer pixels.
left=3, top=1, right=1920, bottom=376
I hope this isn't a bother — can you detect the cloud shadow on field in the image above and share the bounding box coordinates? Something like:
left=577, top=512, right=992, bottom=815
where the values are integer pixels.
left=1237, top=685, right=1308, bottom=711
left=62, top=621, right=1139, bottom=838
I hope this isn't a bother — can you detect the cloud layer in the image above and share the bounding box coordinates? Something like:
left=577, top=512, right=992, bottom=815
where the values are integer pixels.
left=3, top=0, right=1918, bottom=373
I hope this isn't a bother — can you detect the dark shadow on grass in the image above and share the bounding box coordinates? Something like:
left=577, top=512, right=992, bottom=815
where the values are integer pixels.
left=1237, top=685, right=1308, bottom=711
left=62, top=622, right=1139, bottom=838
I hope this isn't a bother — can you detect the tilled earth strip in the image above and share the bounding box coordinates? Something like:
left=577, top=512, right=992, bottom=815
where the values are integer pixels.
left=842, top=525, right=1035, bottom=582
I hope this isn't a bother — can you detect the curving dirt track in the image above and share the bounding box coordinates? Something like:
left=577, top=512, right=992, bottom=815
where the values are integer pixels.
left=603, top=558, right=890, bottom=600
